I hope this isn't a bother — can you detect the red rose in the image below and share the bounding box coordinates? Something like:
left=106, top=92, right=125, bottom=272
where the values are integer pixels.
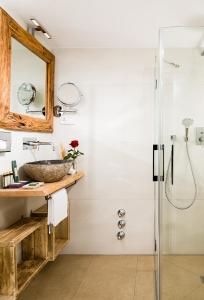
left=70, top=140, right=79, bottom=148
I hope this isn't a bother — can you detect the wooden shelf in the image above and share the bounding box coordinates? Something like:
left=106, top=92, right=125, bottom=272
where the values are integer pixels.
left=0, top=171, right=84, bottom=198
left=31, top=204, right=48, bottom=217
left=0, top=217, right=48, bottom=299
left=17, top=258, right=47, bottom=295
left=32, top=204, right=70, bottom=261
left=0, top=218, right=46, bottom=247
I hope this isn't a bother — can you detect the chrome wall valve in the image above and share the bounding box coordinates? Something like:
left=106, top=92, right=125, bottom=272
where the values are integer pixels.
left=118, top=220, right=126, bottom=229
left=117, top=209, right=126, bottom=218
left=117, top=231, right=125, bottom=240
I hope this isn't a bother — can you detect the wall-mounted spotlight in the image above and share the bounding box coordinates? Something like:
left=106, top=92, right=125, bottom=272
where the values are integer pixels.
left=29, top=18, right=51, bottom=39
left=30, top=18, right=40, bottom=27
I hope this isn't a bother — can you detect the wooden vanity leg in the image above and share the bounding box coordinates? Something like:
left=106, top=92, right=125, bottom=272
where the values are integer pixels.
left=34, top=221, right=48, bottom=259
left=0, top=247, right=16, bottom=297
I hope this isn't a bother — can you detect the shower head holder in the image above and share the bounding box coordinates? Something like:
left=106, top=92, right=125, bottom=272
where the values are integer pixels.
left=182, top=118, right=194, bottom=141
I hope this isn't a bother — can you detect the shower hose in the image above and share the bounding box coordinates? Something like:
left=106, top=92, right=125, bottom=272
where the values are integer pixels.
left=165, top=140, right=197, bottom=210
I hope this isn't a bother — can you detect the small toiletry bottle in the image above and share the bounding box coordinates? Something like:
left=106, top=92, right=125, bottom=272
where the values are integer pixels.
left=11, top=160, right=19, bottom=182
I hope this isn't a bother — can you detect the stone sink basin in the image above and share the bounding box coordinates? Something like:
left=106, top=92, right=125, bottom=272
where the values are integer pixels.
left=23, top=160, right=73, bottom=183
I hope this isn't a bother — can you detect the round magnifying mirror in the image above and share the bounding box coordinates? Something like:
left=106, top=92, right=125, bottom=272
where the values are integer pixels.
left=57, top=82, right=82, bottom=108
left=17, top=82, right=36, bottom=106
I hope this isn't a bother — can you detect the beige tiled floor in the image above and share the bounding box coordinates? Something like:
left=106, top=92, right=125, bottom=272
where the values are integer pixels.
left=161, top=255, right=204, bottom=300
left=17, top=255, right=204, bottom=300
left=19, top=255, right=155, bottom=300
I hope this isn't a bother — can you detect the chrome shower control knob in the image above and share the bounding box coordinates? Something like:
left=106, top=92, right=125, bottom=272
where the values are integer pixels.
left=117, top=231, right=125, bottom=240
left=118, top=209, right=126, bottom=218
left=118, top=220, right=126, bottom=229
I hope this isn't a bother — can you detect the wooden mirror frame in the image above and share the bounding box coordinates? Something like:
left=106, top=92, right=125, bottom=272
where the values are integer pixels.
left=0, top=7, right=55, bottom=132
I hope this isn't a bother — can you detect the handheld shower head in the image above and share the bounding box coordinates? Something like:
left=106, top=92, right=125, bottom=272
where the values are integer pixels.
left=182, top=118, right=194, bottom=128
left=182, top=118, right=194, bottom=141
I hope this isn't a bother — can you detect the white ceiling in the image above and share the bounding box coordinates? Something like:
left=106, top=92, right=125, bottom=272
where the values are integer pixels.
left=1, top=0, right=204, bottom=48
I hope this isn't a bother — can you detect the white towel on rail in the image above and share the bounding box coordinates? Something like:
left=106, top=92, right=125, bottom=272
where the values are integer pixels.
left=48, top=188, right=68, bottom=226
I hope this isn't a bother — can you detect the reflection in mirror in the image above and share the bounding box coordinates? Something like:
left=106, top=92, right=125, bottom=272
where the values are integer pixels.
left=10, top=38, right=46, bottom=119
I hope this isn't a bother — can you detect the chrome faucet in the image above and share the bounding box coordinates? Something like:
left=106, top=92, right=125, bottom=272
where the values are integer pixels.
left=23, top=138, right=55, bottom=151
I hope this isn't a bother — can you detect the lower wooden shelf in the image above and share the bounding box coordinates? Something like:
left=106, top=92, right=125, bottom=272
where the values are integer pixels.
left=0, top=184, right=73, bottom=299
left=0, top=218, right=48, bottom=299
left=17, top=258, right=47, bottom=295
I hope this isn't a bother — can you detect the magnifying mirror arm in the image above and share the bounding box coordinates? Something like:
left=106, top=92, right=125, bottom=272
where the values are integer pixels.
left=26, top=106, right=46, bottom=116
left=53, top=105, right=77, bottom=117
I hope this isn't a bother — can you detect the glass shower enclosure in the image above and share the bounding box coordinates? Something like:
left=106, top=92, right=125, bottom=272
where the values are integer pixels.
left=156, top=26, right=204, bottom=300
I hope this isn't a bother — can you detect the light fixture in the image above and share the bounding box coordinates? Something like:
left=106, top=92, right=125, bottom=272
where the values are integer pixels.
left=30, top=18, right=40, bottom=27
left=30, top=18, right=51, bottom=39
left=43, top=32, right=51, bottom=39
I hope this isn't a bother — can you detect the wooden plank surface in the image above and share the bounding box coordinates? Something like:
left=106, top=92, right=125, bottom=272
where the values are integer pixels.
left=0, top=216, right=50, bottom=298
left=32, top=204, right=70, bottom=261
left=0, top=295, right=16, bottom=300
left=17, top=258, right=47, bottom=295
left=31, top=204, right=47, bottom=217
left=0, top=172, right=84, bottom=198
left=54, top=239, right=69, bottom=259
left=0, top=218, right=46, bottom=247
left=0, top=247, right=16, bottom=296
left=0, top=295, right=15, bottom=300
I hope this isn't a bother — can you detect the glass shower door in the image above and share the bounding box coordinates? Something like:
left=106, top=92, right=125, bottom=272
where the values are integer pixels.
left=157, top=26, right=204, bottom=300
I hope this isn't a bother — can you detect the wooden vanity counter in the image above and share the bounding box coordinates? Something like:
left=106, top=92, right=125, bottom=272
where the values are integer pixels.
left=0, top=171, right=84, bottom=198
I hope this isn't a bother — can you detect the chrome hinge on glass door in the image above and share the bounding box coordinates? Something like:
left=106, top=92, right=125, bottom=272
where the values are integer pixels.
left=153, top=144, right=164, bottom=182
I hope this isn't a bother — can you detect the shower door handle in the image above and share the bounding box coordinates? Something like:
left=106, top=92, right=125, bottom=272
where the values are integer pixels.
left=171, top=144, right=174, bottom=185
left=153, top=144, right=158, bottom=182
left=161, top=144, right=165, bottom=181
left=153, top=144, right=164, bottom=182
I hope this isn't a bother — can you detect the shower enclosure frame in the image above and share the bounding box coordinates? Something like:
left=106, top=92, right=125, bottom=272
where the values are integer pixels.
left=155, top=26, right=204, bottom=300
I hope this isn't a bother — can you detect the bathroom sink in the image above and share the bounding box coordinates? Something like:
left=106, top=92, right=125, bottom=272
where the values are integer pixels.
left=23, top=160, right=73, bottom=183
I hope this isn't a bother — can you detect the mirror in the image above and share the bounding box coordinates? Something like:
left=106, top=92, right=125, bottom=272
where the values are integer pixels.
left=0, top=8, right=55, bottom=132
left=10, top=38, right=46, bottom=119
left=57, top=82, right=82, bottom=108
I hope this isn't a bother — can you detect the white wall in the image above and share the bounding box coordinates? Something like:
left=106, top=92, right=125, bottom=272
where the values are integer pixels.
left=54, top=48, right=155, bottom=254
left=0, top=5, right=156, bottom=255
